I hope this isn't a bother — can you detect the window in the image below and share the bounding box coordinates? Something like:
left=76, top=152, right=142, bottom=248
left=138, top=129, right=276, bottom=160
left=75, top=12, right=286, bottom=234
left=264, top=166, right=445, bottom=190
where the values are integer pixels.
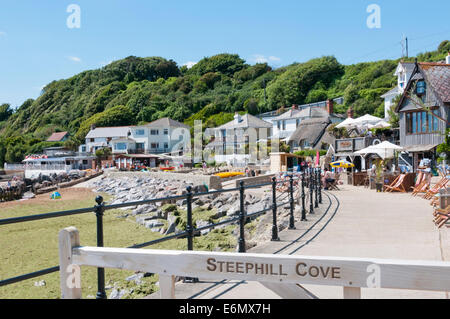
left=115, top=143, right=127, bottom=150
left=164, top=142, right=168, bottom=149
left=277, top=121, right=280, bottom=130
left=151, top=143, right=159, bottom=149
left=81, top=146, right=86, bottom=152
left=135, top=129, right=145, bottom=136
left=282, top=120, right=286, bottom=131
left=90, top=138, right=95, bottom=142
left=416, top=81, right=426, bottom=95
left=164, top=129, right=169, bottom=135
left=150, top=129, right=159, bottom=135
left=136, top=143, right=145, bottom=150
left=405, top=109, right=440, bottom=135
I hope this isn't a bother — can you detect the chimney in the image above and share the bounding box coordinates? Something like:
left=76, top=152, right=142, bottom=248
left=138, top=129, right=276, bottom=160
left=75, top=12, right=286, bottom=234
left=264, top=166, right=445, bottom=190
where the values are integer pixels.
left=326, top=99, right=334, bottom=114
left=347, top=106, right=354, bottom=119
left=90, top=124, right=96, bottom=131
left=446, top=52, right=450, bottom=65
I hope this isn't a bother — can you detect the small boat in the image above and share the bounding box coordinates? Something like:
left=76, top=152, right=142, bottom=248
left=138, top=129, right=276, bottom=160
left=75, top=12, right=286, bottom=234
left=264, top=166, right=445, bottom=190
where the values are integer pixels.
left=215, top=172, right=245, bottom=178
left=160, top=167, right=175, bottom=171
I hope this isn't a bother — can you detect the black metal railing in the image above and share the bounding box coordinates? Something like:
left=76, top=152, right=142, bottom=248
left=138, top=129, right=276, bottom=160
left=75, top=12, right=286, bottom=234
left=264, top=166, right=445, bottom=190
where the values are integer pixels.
left=0, top=168, right=324, bottom=298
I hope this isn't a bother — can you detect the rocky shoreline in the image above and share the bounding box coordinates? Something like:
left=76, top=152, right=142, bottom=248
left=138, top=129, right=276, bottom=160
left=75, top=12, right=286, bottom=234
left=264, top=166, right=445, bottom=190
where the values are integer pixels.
left=89, top=174, right=295, bottom=299
left=91, top=175, right=274, bottom=236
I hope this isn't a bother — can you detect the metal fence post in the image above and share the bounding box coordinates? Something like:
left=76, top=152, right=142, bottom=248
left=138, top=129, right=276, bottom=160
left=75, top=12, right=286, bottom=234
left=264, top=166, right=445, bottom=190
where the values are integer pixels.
left=238, top=181, right=246, bottom=253
left=314, top=168, right=319, bottom=208
left=184, top=186, right=198, bottom=283
left=186, top=186, right=194, bottom=252
left=318, top=168, right=323, bottom=204
left=95, top=195, right=106, bottom=299
left=289, top=175, right=296, bottom=230
left=271, top=177, right=280, bottom=241
left=301, top=172, right=307, bottom=221
left=309, top=168, right=314, bottom=214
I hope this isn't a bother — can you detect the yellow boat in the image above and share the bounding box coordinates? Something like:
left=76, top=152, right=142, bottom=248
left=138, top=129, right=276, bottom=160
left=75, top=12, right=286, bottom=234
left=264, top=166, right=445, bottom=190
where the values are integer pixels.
left=215, top=172, right=245, bottom=178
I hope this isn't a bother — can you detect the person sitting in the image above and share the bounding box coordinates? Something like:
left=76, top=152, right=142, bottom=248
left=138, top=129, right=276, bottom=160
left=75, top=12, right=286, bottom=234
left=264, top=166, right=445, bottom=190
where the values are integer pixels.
left=323, top=168, right=335, bottom=190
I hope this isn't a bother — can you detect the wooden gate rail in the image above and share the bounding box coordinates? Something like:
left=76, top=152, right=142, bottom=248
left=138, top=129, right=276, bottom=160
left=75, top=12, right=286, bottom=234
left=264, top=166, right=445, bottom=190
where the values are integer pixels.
left=59, top=227, right=450, bottom=299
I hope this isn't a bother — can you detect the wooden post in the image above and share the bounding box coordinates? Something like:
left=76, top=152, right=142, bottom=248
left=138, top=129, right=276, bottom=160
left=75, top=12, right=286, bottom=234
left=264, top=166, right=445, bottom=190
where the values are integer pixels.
left=159, top=274, right=176, bottom=299
left=343, top=287, right=361, bottom=299
left=58, top=227, right=82, bottom=299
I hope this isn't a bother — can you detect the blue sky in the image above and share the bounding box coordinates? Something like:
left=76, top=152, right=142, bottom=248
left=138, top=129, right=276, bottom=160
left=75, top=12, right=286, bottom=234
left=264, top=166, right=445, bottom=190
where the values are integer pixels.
left=1, top=0, right=449, bottom=108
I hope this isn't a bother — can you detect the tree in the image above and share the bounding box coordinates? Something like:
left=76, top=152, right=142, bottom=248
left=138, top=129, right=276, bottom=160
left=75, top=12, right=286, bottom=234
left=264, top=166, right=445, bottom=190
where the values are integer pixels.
left=73, top=105, right=136, bottom=146
left=188, top=54, right=246, bottom=76
left=267, top=56, right=344, bottom=109
left=0, top=103, right=13, bottom=121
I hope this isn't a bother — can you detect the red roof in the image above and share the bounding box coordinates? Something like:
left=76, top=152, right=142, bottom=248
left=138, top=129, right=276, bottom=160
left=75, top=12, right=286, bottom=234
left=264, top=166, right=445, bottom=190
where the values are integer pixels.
left=47, top=132, right=69, bottom=142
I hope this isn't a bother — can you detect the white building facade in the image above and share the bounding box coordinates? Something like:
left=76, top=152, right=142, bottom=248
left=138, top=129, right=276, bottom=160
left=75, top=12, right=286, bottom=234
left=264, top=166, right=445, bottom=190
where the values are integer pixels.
left=79, top=118, right=190, bottom=156
left=381, top=62, right=415, bottom=120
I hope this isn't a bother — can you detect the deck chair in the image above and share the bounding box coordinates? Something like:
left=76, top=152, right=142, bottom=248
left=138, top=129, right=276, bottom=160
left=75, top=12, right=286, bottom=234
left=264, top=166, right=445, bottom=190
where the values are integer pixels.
left=412, top=179, right=430, bottom=196
left=327, top=172, right=340, bottom=191
left=410, top=171, right=424, bottom=191
left=422, top=178, right=449, bottom=200
left=384, top=174, right=407, bottom=193
left=433, top=206, right=450, bottom=228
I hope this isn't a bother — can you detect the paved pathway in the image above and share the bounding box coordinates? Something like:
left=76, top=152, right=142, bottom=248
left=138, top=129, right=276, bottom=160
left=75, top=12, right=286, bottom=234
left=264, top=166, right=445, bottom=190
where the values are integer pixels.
left=148, top=184, right=449, bottom=299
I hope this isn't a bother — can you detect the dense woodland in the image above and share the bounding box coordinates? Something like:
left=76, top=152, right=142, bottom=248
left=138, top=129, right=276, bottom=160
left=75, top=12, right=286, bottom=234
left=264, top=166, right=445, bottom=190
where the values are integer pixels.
left=0, top=40, right=449, bottom=166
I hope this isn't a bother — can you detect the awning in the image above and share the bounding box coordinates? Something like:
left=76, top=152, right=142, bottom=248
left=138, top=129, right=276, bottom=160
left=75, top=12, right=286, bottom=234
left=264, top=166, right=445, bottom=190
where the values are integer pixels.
left=403, top=144, right=439, bottom=153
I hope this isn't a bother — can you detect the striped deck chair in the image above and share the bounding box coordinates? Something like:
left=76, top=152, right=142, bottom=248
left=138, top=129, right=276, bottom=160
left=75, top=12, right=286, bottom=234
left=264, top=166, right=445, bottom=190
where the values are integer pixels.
left=410, top=171, right=424, bottom=191
left=433, top=206, right=450, bottom=228
left=422, top=178, right=449, bottom=200
left=384, top=174, right=407, bottom=193
left=412, top=173, right=431, bottom=196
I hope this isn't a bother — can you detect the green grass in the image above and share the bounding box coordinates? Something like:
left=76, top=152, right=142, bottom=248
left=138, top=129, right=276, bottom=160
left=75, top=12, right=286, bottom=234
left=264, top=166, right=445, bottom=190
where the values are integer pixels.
left=0, top=189, right=239, bottom=299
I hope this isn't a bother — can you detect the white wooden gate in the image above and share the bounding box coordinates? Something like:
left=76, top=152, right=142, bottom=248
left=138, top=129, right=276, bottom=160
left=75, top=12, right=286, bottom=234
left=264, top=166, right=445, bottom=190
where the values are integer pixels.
left=59, top=227, right=450, bottom=299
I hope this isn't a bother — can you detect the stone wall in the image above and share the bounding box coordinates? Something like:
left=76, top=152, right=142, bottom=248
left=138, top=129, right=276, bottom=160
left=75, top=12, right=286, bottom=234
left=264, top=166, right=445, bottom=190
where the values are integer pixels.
left=234, top=174, right=275, bottom=188
left=106, top=171, right=222, bottom=190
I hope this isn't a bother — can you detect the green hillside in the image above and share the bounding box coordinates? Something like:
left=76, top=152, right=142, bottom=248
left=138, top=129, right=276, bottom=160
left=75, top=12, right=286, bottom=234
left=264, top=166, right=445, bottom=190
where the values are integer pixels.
left=0, top=40, right=449, bottom=166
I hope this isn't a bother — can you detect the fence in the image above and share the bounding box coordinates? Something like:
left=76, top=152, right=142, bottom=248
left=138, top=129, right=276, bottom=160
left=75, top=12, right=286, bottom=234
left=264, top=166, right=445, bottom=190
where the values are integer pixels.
left=60, top=227, right=450, bottom=299
left=3, top=163, right=26, bottom=171
left=0, top=169, right=324, bottom=299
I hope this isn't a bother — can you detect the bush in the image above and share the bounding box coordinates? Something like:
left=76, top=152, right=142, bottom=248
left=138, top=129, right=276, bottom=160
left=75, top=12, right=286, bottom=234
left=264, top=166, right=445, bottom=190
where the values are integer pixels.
left=294, top=150, right=327, bottom=157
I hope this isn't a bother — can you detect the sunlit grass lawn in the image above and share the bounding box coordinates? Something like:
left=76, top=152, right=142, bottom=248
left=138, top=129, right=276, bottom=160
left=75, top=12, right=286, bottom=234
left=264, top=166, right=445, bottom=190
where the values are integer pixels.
left=0, top=187, right=236, bottom=299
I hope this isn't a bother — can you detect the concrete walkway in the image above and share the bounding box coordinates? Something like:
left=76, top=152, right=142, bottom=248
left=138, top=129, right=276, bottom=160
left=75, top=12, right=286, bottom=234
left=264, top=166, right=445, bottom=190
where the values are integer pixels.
left=149, top=184, right=449, bottom=299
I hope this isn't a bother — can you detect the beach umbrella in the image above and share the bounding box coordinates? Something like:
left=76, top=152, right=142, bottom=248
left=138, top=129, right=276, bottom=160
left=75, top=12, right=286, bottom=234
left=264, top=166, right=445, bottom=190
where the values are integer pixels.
left=353, top=114, right=383, bottom=126
left=355, top=141, right=403, bottom=159
left=330, top=160, right=355, bottom=168
left=51, top=191, right=62, bottom=200
left=336, top=118, right=357, bottom=129
left=370, top=141, right=403, bottom=159
left=368, top=120, right=391, bottom=129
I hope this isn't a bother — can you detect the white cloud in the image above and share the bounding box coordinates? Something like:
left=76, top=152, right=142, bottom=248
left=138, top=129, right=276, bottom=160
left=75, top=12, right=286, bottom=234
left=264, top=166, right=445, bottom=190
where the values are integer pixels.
left=68, top=56, right=82, bottom=63
left=183, top=61, right=197, bottom=69
left=250, top=54, right=282, bottom=65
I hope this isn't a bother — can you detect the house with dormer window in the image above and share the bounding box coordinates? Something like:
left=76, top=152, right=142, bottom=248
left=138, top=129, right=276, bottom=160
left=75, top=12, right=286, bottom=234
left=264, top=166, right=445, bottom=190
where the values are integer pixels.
left=394, top=58, right=450, bottom=171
